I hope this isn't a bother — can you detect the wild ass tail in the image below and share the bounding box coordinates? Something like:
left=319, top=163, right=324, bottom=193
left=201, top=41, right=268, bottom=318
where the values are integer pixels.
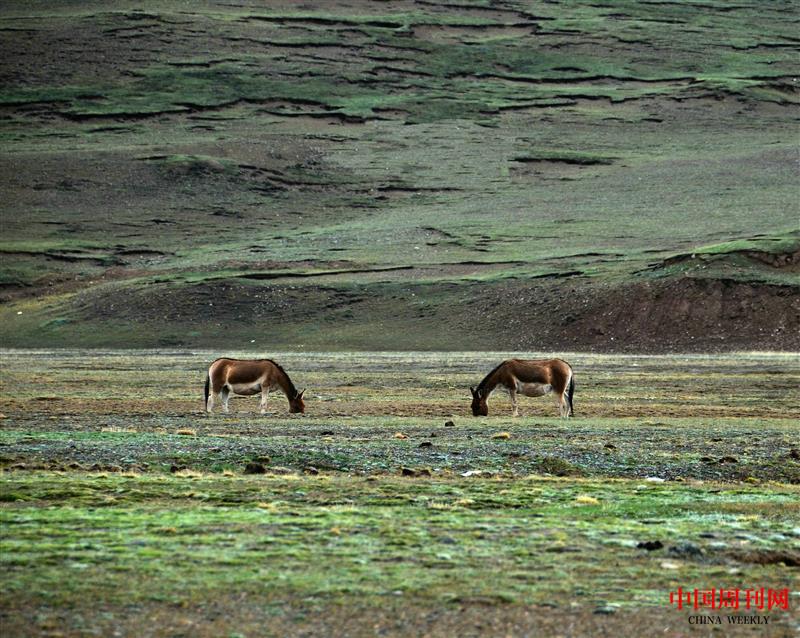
left=204, top=373, right=210, bottom=410
left=567, top=372, right=575, bottom=417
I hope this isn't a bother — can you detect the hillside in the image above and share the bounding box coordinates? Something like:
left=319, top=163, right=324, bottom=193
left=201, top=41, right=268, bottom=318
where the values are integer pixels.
left=1, top=0, right=798, bottom=351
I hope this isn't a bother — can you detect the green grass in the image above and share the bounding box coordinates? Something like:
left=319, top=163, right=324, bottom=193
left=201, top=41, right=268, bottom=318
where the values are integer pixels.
left=2, top=472, right=798, bottom=610
left=1, top=350, right=798, bottom=635
left=694, top=230, right=800, bottom=256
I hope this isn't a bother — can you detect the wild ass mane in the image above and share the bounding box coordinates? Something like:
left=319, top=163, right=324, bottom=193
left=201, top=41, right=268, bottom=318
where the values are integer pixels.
left=475, top=361, right=506, bottom=393
left=260, top=358, right=298, bottom=395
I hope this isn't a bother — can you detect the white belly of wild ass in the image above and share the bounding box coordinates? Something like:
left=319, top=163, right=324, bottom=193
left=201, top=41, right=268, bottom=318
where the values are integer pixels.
left=515, top=382, right=553, bottom=397
left=229, top=382, right=278, bottom=396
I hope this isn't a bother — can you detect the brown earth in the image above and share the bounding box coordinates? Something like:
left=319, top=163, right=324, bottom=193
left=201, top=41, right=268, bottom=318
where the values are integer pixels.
left=499, top=276, right=800, bottom=353
left=3, top=598, right=797, bottom=638
left=58, top=272, right=800, bottom=352
left=2, top=395, right=798, bottom=421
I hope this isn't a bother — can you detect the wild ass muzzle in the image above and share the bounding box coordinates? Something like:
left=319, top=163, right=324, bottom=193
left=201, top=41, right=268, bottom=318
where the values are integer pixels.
left=470, top=358, right=574, bottom=418
left=205, top=358, right=305, bottom=414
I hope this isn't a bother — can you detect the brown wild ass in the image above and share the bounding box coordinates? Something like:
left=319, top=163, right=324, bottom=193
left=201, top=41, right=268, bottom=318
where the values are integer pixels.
left=205, top=358, right=305, bottom=414
left=470, top=359, right=574, bottom=418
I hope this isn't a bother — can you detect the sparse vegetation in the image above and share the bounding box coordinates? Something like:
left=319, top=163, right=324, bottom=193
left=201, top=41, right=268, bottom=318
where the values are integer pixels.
left=1, top=351, right=798, bottom=636
left=1, top=1, right=798, bottom=634
left=0, top=0, right=797, bottom=350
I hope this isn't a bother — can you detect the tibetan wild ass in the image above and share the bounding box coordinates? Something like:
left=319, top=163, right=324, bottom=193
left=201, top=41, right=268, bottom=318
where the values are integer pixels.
left=205, top=358, right=305, bottom=414
left=470, top=359, right=574, bottom=418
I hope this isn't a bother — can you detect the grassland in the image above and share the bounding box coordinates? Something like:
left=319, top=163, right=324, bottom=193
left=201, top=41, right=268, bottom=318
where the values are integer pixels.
left=2, top=3, right=798, bottom=635
left=1, top=351, right=799, bottom=636
left=1, top=0, right=798, bottom=350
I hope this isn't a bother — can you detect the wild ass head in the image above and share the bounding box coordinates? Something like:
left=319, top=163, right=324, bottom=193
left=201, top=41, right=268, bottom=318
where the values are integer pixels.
left=289, top=389, right=306, bottom=414
left=470, top=386, right=488, bottom=417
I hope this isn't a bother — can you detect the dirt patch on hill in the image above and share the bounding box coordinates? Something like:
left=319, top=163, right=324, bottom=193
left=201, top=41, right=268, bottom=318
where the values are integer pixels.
left=78, top=279, right=367, bottom=326
left=542, top=276, right=800, bottom=352
left=433, top=275, right=800, bottom=352
left=55, top=272, right=800, bottom=352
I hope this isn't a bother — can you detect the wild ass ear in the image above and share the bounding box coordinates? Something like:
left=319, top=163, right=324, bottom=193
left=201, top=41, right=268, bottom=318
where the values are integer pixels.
left=297, top=389, right=306, bottom=399
left=469, top=386, right=476, bottom=396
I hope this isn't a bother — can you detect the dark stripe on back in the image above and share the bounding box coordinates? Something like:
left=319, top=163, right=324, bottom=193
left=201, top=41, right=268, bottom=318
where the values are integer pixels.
left=210, top=357, right=297, bottom=395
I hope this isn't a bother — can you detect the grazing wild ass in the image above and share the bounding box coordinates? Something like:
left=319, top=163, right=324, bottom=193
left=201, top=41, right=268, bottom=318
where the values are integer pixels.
left=205, top=358, right=305, bottom=414
left=470, top=359, right=574, bottom=418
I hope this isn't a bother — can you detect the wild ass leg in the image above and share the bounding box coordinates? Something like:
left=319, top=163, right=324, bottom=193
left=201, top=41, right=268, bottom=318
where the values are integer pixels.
left=206, top=391, right=216, bottom=413
left=509, top=387, right=519, bottom=417
left=221, top=387, right=230, bottom=414
left=260, top=386, right=269, bottom=414
left=556, top=391, right=568, bottom=418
